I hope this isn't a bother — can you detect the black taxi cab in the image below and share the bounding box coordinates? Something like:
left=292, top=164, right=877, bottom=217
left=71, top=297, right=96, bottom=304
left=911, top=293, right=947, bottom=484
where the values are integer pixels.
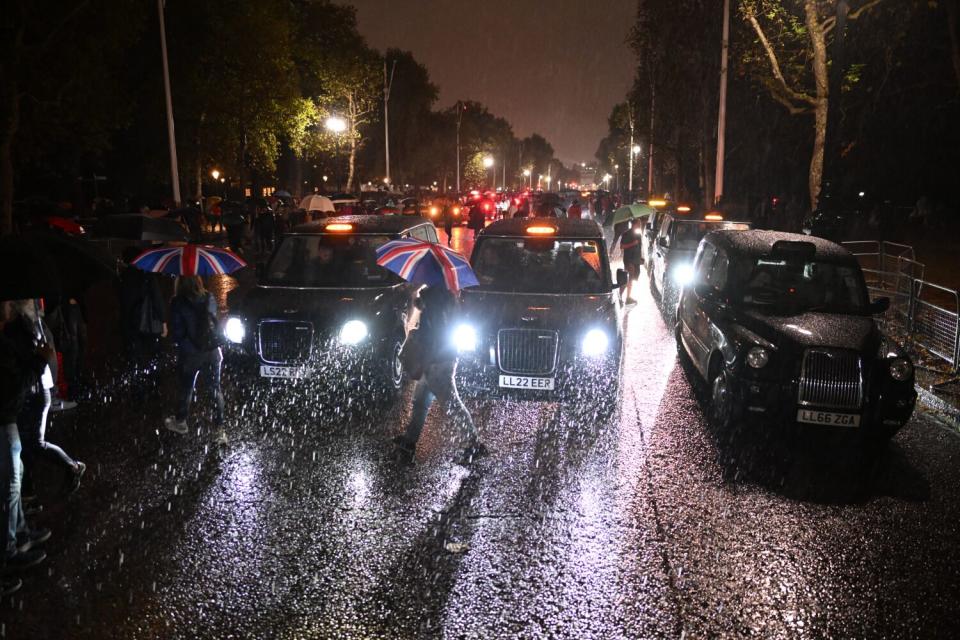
left=223, top=215, right=440, bottom=394
left=455, top=218, right=628, bottom=413
left=649, top=210, right=750, bottom=313
left=676, top=230, right=916, bottom=445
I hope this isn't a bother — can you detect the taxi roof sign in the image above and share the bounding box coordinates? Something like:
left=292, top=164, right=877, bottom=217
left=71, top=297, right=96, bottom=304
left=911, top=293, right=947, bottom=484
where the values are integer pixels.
left=526, top=225, right=557, bottom=235
left=325, top=223, right=354, bottom=232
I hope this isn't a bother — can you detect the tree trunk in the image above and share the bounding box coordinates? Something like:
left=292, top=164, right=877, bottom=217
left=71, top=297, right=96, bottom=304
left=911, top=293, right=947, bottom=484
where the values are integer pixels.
left=805, top=0, right=830, bottom=212
left=1, top=86, right=21, bottom=236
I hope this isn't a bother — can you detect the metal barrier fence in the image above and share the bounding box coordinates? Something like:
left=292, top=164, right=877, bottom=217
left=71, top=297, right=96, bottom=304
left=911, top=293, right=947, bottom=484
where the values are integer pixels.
left=844, top=240, right=959, bottom=373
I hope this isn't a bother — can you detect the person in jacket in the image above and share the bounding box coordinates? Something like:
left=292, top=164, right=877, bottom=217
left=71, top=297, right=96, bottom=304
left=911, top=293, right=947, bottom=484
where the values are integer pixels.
left=119, top=248, right=167, bottom=360
left=164, top=276, right=226, bottom=444
left=468, top=203, right=486, bottom=239
left=567, top=199, right=583, bottom=220
left=392, top=286, right=484, bottom=464
left=9, top=301, right=86, bottom=500
left=45, top=296, right=86, bottom=406
left=442, top=205, right=455, bottom=246
left=0, top=300, right=54, bottom=585
left=619, top=217, right=644, bottom=305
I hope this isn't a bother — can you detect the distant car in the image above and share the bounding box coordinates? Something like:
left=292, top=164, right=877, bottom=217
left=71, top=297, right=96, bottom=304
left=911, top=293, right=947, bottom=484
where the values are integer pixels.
left=456, top=217, right=628, bottom=416
left=223, top=215, right=441, bottom=395
left=649, top=210, right=750, bottom=315
left=676, top=230, right=916, bottom=446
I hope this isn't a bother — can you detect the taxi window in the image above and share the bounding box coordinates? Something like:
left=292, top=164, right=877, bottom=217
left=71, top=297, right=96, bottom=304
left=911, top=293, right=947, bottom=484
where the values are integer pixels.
left=473, top=237, right=607, bottom=294
left=707, top=249, right=730, bottom=290
left=264, top=234, right=401, bottom=288
left=410, top=226, right=431, bottom=242
left=695, top=243, right=717, bottom=280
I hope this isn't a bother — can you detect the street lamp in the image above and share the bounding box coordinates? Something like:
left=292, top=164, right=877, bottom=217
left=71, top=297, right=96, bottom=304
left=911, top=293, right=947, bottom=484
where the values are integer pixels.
left=211, top=169, right=220, bottom=181
left=522, top=168, right=532, bottom=189
left=483, top=156, right=494, bottom=190
left=326, top=116, right=348, bottom=191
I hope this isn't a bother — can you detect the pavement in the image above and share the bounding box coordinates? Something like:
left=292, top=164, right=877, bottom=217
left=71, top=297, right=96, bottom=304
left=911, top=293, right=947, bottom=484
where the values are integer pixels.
left=8, top=225, right=960, bottom=639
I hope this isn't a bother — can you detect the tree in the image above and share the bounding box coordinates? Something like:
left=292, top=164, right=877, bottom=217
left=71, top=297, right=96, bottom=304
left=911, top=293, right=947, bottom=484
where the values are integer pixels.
left=740, top=0, right=892, bottom=210
left=1, top=0, right=145, bottom=233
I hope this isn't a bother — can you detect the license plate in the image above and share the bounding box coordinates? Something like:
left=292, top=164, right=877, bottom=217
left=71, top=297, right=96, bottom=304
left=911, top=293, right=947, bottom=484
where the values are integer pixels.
left=260, top=365, right=310, bottom=379
left=499, top=375, right=555, bottom=390
left=797, top=409, right=860, bottom=427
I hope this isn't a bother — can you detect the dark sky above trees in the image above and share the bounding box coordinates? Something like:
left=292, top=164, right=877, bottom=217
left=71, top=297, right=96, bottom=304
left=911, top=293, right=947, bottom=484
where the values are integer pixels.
left=350, top=0, right=636, bottom=164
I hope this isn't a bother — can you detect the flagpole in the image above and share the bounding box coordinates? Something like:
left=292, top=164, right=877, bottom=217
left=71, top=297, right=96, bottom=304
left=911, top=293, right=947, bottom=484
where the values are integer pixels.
left=158, top=0, right=180, bottom=206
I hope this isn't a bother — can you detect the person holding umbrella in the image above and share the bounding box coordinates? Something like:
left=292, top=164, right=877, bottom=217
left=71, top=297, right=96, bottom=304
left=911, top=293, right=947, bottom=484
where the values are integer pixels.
left=375, top=238, right=486, bottom=464
left=130, top=244, right=246, bottom=444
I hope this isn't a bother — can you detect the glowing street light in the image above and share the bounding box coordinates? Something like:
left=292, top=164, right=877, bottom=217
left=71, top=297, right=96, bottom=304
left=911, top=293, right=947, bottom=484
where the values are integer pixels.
left=325, top=116, right=347, bottom=134
left=483, top=156, right=494, bottom=168
left=483, top=156, right=495, bottom=188
left=632, top=144, right=641, bottom=155
left=211, top=169, right=220, bottom=181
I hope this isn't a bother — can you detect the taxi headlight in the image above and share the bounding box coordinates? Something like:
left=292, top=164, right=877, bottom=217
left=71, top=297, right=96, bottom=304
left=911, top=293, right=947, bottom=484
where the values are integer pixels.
left=339, top=320, right=369, bottom=345
left=889, top=358, right=913, bottom=381
left=452, top=323, right=477, bottom=352
left=672, top=263, right=695, bottom=286
left=224, top=317, right=245, bottom=344
left=746, top=346, right=770, bottom=369
left=582, top=328, right=610, bottom=357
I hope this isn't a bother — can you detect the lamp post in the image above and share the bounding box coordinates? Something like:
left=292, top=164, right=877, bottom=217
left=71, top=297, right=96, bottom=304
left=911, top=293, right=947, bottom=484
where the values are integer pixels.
left=158, top=0, right=180, bottom=206
left=523, top=168, right=531, bottom=189
left=614, top=164, right=619, bottom=192
left=211, top=169, right=221, bottom=199
left=325, top=116, right=347, bottom=191
left=483, top=156, right=494, bottom=190
left=630, top=144, right=641, bottom=199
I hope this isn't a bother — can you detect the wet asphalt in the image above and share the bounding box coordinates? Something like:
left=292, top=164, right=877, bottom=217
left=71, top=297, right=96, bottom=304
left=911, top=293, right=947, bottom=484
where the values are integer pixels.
left=7, top=226, right=960, bottom=639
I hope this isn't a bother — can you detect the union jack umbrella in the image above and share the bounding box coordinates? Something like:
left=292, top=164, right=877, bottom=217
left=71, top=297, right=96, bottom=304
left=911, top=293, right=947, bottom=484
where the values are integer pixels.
left=131, top=244, right=247, bottom=276
left=375, top=238, right=478, bottom=293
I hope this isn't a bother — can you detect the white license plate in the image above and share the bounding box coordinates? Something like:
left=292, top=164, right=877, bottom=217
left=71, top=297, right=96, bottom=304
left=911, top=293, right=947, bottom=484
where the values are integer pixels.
left=260, top=365, right=310, bottom=379
left=797, top=409, right=861, bottom=427
left=499, top=375, right=555, bottom=390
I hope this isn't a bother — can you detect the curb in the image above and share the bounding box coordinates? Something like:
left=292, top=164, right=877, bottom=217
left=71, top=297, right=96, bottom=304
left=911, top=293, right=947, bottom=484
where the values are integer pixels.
left=916, top=384, right=960, bottom=433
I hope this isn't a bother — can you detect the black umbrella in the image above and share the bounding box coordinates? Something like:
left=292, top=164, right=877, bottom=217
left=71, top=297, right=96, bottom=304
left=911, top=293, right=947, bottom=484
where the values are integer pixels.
left=22, top=230, right=118, bottom=295
left=92, top=214, right=188, bottom=242
left=0, top=235, right=61, bottom=301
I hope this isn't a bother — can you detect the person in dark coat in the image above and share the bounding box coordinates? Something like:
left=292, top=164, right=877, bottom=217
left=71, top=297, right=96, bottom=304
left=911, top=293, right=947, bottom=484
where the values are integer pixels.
left=392, top=286, right=484, bottom=464
left=164, top=276, right=226, bottom=444
left=8, top=302, right=86, bottom=500
left=619, top=217, right=644, bottom=305
left=119, top=248, right=167, bottom=359
left=0, top=300, right=55, bottom=583
left=45, top=297, right=86, bottom=405
left=442, top=205, right=455, bottom=246
left=468, top=203, right=486, bottom=239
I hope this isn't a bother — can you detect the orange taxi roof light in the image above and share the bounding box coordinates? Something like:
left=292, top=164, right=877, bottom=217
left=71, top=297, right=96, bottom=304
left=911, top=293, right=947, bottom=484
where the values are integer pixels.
left=649, top=199, right=667, bottom=207
left=527, top=225, right=556, bottom=235
left=704, top=213, right=724, bottom=221
left=677, top=205, right=692, bottom=213
left=325, top=223, right=353, bottom=232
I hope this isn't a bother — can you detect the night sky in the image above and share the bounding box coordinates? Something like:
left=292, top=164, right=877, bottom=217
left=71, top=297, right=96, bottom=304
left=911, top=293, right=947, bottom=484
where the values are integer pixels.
left=350, top=0, right=637, bottom=164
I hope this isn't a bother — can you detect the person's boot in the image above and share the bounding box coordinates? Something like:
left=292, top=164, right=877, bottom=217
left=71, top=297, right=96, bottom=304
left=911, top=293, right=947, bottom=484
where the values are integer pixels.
left=64, top=461, right=87, bottom=496
left=391, top=435, right=415, bottom=463
left=164, top=416, right=188, bottom=435
left=4, top=549, right=46, bottom=571
left=456, top=441, right=489, bottom=465
left=16, top=527, right=52, bottom=553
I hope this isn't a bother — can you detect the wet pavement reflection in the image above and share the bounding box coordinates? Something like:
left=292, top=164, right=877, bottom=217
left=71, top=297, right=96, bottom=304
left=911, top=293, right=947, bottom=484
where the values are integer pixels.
left=10, top=225, right=960, bottom=639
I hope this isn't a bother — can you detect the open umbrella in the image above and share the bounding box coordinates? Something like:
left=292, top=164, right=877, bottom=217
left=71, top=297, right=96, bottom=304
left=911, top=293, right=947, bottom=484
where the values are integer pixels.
left=375, top=238, right=478, bottom=293
left=132, top=244, right=247, bottom=276
left=22, top=230, right=118, bottom=295
left=93, top=214, right=188, bottom=242
left=300, top=194, right=335, bottom=213
left=0, top=236, right=61, bottom=301
left=274, top=190, right=292, bottom=198
left=609, top=203, right=655, bottom=226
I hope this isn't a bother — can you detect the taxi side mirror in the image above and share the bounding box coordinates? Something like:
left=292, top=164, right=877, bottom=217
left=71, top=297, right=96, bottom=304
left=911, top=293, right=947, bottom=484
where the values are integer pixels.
left=615, top=269, right=629, bottom=289
left=869, top=296, right=890, bottom=314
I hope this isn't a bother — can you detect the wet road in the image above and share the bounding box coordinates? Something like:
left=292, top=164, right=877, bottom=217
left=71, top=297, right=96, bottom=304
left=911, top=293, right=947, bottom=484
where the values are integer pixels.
left=10, top=225, right=960, bottom=639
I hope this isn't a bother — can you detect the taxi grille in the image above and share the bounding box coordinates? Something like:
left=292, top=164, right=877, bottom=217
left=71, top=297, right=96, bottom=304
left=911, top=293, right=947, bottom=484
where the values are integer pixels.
left=497, top=329, right=559, bottom=375
left=798, top=348, right=863, bottom=410
left=258, top=320, right=314, bottom=364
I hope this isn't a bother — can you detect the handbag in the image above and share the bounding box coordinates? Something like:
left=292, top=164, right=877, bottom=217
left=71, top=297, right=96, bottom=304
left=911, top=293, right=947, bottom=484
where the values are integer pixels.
left=398, top=328, right=426, bottom=381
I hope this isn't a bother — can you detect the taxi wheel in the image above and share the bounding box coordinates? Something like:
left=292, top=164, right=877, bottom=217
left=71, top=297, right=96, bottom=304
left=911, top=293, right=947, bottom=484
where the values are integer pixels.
left=386, top=338, right=404, bottom=390
left=709, top=366, right=735, bottom=433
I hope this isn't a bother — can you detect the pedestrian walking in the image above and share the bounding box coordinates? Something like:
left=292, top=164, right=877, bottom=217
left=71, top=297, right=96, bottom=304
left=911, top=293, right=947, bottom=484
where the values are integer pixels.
left=164, top=276, right=226, bottom=444
left=0, top=300, right=55, bottom=588
left=567, top=199, right=583, bottom=219
left=392, top=286, right=485, bottom=465
left=620, top=218, right=644, bottom=305
left=255, top=204, right=276, bottom=255
left=222, top=204, right=247, bottom=254
left=45, top=297, right=85, bottom=407
left=468, top=203, right=485, bottom=239
left=119, top=248, right=167, bottom=360
left=442, top=205, right=455, bottom=246
left=7, top=302, right=87, bottom=500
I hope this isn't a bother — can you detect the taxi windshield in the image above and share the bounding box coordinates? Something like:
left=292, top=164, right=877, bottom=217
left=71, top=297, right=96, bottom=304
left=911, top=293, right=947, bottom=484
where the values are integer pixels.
left=673, top=221, right=749, bottom=250
left=472, top=237, right=608, bottom=294
left=264, top=234, right=402, bottom=288
left=732, top=258, right=868, bottom=315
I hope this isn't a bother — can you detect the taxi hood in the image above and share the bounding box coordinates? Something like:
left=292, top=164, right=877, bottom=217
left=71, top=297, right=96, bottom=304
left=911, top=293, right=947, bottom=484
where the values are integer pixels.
left=740, top=310, right=880, bottom=353
left=460, top=289, right=617, bottom=332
